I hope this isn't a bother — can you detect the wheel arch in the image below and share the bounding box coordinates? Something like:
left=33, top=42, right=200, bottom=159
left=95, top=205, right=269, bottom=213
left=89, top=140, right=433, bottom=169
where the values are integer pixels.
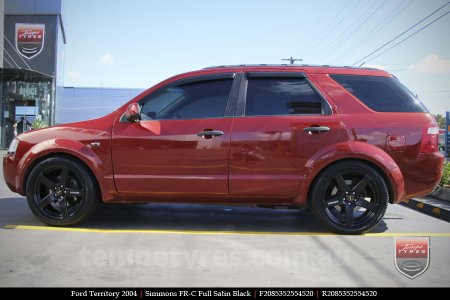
left=17, top=139, right=110, bottom=201
left=295, top=142, right=406, bottom=206
left=23, top=152, right=102, bottom=202
left=306, top=158, right=395, bottom=207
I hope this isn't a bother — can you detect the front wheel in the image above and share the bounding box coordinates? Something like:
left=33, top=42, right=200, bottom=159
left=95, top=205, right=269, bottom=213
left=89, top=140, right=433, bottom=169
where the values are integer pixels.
left=311, top=161, right=389, bottom=234
left=26, top=157, right=98, bottom=226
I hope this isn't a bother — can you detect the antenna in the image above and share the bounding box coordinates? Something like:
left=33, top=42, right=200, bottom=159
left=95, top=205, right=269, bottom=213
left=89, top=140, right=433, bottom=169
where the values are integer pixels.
left=281, top=57, right=303, bottom=64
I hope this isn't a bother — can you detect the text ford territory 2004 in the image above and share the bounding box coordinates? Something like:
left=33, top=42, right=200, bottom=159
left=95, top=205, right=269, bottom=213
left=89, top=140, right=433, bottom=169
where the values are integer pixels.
left=3, top=65, right=444, bottom=234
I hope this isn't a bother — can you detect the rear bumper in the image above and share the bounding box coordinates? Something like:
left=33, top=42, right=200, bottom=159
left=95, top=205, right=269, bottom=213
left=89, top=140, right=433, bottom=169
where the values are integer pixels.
left=402, top=152, right=445, bottom=200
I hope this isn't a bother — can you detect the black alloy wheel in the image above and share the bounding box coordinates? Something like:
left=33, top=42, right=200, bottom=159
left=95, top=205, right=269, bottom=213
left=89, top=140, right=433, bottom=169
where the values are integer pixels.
left=26, top=157, right=98, bottom=226
left=311, top=161, right=389, bottom=234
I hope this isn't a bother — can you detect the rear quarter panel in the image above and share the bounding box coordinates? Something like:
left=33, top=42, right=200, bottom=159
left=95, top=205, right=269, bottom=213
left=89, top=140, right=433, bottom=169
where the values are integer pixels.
left=313, top=72, right=443, bottom=199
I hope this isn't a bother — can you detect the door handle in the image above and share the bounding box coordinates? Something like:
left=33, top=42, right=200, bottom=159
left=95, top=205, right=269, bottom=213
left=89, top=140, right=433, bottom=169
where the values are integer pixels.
left=303, top=126, right=330, bottom=134
left=196, top=130, right=224, bottom=138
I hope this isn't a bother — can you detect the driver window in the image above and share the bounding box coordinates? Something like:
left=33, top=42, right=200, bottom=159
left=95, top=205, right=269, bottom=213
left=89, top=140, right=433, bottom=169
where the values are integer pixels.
left=140, top=79, right=233, bottom=120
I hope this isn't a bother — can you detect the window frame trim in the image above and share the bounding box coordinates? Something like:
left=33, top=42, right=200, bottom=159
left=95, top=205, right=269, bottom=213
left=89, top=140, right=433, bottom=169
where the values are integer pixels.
left=121, top=72, right=239, bottom=122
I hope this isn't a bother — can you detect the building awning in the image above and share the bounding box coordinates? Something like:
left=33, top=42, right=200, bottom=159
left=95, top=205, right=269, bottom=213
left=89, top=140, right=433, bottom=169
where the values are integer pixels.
left=0, top=68, right=53, bottom=83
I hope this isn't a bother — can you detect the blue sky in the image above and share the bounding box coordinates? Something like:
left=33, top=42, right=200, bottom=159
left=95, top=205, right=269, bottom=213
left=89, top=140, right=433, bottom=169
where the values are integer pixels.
left=62, top=0, right=450, bottom=115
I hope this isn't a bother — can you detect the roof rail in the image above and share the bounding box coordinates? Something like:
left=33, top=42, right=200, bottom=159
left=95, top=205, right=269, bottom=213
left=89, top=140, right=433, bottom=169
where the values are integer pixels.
left=203, top=64, right=374, bottom=70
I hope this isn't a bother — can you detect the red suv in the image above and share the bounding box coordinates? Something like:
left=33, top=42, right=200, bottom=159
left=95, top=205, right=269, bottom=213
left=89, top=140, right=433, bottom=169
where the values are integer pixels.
left=3, top=65, right=444, bottom=234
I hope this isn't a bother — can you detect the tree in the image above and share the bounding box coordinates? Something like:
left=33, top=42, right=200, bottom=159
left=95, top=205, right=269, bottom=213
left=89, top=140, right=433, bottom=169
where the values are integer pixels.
left=31, top=118, right=48, bottom=129
left=435, top=114, right=446, bottom=129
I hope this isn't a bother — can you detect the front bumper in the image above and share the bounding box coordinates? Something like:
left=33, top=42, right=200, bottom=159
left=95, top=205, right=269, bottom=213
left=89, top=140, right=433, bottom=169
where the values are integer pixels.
left=3, top=153, right=20, bottom=194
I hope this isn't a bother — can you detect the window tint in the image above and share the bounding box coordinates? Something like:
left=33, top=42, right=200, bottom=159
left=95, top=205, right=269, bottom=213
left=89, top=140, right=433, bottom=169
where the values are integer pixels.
left=330, top=74, right=428, bottom=113
left=140, top=79, right=233, bottom=120
left=245, top=78, right=323, bottom=116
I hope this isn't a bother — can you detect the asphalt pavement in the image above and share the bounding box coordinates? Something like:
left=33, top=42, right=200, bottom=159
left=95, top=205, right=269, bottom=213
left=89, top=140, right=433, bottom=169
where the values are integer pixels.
left=1, top=158, right=450, bottom=287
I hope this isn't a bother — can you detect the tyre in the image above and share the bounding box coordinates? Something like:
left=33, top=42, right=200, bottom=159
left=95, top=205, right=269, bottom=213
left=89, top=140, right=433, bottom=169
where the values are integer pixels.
left=26, top=156, right=99, bottom=226
left=311, top=161, right=389, bottom=234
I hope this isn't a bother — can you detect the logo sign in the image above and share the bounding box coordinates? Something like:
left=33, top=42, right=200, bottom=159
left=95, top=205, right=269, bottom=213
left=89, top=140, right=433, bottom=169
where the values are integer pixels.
left=15, top=23, right=45, bottom=59
left=395, top=237, right=430, bottom=279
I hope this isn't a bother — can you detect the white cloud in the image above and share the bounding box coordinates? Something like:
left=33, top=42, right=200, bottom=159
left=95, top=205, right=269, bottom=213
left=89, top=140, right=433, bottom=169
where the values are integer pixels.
left=408, top=54, right=450, bottom=74
left=67, top=71, right=82, bottom=79
left=99, top=53, right=114, bottom=65
left=363, top=64, right=385, bottom=70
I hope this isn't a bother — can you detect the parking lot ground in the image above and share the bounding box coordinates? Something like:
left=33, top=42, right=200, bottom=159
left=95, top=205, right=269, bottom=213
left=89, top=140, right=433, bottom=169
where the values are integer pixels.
left=1, top=163, right=450, bottom=287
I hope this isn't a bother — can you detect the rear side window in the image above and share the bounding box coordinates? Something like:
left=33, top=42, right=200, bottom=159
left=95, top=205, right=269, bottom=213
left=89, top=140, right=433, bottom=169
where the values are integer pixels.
left=330, top=74, right=427, bottom=112
left=245, top=78, right=323, bottom=116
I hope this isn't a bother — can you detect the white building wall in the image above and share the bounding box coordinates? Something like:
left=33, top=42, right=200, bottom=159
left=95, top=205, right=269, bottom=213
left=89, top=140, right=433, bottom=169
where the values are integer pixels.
left=58, top=87, right=144, bottom=124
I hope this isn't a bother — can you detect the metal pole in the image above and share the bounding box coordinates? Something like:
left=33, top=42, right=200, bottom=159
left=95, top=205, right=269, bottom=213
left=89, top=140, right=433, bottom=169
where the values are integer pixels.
left=446, top=111, right=449, bottom=158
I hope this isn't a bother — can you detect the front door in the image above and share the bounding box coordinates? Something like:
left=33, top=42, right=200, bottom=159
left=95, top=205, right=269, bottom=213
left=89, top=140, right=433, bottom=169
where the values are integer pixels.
left=112, top=74, right=237, bottom=197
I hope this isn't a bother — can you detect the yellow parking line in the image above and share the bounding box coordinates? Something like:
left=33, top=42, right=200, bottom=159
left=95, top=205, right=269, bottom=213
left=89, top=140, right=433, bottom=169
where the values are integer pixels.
left=4, top=225, right=450, bottom=237
left=367, top=232, right=450, bottom=237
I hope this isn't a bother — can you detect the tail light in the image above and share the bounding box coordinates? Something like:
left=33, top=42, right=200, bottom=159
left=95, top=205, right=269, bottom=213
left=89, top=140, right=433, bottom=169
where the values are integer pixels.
left=420, top=125, right=439, bottom=153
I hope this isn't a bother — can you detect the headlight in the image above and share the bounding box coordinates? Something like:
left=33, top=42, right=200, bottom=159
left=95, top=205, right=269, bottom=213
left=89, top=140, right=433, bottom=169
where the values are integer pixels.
left=7, top=138, right=19, bottom=154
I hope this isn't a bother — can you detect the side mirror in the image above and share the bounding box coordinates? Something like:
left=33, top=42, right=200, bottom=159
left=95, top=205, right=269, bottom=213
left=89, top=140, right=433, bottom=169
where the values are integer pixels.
left=125, top=103, right=140, bottom=122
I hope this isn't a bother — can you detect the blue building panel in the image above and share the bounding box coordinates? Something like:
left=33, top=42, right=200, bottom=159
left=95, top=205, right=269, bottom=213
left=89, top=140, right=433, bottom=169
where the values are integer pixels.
left=58, top=87, right=144, bottom=124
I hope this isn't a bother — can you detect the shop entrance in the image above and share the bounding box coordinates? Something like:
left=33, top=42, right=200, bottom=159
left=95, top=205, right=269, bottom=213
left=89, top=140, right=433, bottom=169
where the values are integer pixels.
left=1, top=68, right=53, bottom=148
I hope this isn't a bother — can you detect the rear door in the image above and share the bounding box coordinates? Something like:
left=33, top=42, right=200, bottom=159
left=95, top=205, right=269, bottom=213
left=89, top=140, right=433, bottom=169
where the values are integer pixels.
left=229, top=72, right=340, bottom=197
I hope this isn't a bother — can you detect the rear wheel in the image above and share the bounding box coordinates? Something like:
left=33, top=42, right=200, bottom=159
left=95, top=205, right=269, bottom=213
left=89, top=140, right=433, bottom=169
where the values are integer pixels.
left=26, top=157, right=98, bottom=226
left=311, top=161, right=389, bottom=234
